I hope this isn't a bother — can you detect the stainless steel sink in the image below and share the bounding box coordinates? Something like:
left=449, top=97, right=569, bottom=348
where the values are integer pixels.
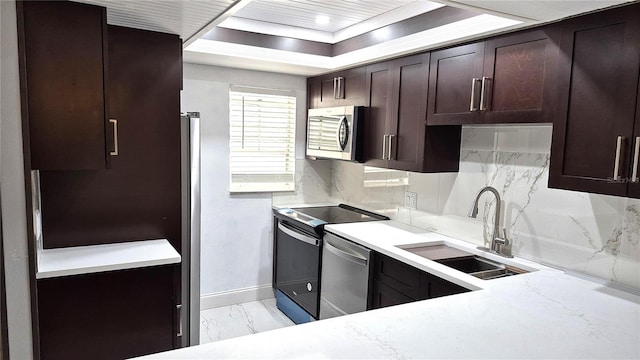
left=395, top=243, right=529, bottom=280
left=437, top=256, right=501, bottom=272
left=436, top=256, right=527, bottom=280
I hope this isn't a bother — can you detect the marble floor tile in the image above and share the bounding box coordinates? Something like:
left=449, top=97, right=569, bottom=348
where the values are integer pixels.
left=200, top=298, right=295, bottom=344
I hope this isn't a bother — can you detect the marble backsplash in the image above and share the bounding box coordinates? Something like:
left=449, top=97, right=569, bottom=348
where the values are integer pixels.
left=328, top=125, right=640, bottom=291
left=271, top=126, right=639, bottom=290
left=272, top=158, right=333, bottom=206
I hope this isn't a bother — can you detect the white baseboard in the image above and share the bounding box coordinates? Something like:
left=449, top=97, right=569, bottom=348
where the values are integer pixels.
left=200, top=285, right=275, bottom=310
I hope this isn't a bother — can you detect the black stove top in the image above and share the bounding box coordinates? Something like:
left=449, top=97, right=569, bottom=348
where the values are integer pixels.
left=291, top=205, right=384, bottom=224
left=275, top=204, right=389, bottom=235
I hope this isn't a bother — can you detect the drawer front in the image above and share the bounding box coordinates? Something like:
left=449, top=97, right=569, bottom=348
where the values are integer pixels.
left=373, top=253, right=421, bottom=299
left=425, top=272, right=470, bottom=299
left=370, top=280, right=416, bottom=309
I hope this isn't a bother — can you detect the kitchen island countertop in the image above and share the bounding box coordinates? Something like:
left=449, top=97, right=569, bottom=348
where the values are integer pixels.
left=137, top=221, right=640, bottom=359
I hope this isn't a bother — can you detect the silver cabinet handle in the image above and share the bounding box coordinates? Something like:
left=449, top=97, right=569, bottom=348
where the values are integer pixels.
left=388, top=134, right=395, bottom=160
left=176, top=304, right=183, bottom=337
left=480, top=77, right=491, bottom=111
left=278, top=222, right=319, bottom=247
left=632, top=137, right=640, bottom=183
left=613, top=136, right=624, bottom=181
left=324, top=240, right=367, bottom=266
left=470, top=78, right=481, bottom=111
left=336, top=77, right=345, bottom=99
left=333, top=77, right=338, bottom=99
left=109, top=119, right=119, bottom=156
left=382, top=134, right=389, bottom=160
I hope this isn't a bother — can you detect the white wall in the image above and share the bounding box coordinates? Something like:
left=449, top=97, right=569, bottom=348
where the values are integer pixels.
left=181, top=64, right=331, bottom=300
left=330, top=125, right=640, bottom=291
left=0, top=0, right=35, bottom=357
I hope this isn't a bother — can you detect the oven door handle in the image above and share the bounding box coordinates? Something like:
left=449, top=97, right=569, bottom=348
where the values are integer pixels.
left=324, top=240, right=367, bottom=266
left=278, top=222, right=319, bottom=247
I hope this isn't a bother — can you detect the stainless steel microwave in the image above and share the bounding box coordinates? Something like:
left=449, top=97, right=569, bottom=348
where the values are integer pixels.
left=306, top=106, right=363, bottom=162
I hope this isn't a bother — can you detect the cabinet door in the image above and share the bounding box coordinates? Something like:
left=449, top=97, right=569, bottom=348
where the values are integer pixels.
left=370, top=280, right=416, bottom=310
left=37, top=266, right=176, bottom=360
left=364, top=61, right=394, bottom=167
left=372, top=252, right=421, bottom=299
left=423, top=273, right=470, bottom=299
left=340, top=67, right=366, bottom=106
left=627, top=85, right=640, bottom=199
left=39, top=26, right=183, bottom=250
left=388, top=54, right=430, bottom=172
left=427, top=42, right=484, bottom=125
left=319, top=77, right=340, bottom=107
left=307, top=77, right=321, bottom=109
left=549, top=7, right=640, bottom=196
left=309, top=67, right=365, bottom=108
left=18, top=1, right=108, bottom=170
left=482, top=29, right=559, bottom=124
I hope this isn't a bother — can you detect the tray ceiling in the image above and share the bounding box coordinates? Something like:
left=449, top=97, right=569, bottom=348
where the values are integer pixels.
left=71, top=0, right=635, bottom=76
left=230, top=0, right=419, bottom=33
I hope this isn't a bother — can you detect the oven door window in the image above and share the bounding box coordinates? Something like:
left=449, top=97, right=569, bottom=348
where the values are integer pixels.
left=275, top=222, right=321, bottom=319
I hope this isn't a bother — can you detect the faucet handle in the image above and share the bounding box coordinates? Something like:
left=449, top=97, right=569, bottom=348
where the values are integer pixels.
left=496, top=228, right=513, bottom=258
left=494, top=228, right=508, bottom=245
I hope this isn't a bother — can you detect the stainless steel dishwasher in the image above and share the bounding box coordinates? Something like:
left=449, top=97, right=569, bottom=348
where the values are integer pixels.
left=319, top=231, right=371, bottom=319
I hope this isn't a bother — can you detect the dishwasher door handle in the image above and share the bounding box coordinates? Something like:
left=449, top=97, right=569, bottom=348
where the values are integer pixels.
left=278, top=222, right=319, bottom=246
left=324, top=240, right=367, bottom=266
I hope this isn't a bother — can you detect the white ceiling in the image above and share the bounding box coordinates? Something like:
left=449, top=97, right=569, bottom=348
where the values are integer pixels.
left=77, top=0, right=236, bottom=40
left=218, top=1, right=446, bottom=43
left=72, top=0, right=635, bottom=76
left=229, top=0, right=417, bottom=33
left=450, top=0, right=629, bottom=21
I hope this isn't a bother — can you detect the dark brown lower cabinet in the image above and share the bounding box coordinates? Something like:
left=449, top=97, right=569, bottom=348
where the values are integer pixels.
left=371, top=280, right=415, bottom=309
left=369, top=252, right=469, bottom=310
left=422, top=272, right=469, bottom=299
left=37, top=266, right=176, bottom=360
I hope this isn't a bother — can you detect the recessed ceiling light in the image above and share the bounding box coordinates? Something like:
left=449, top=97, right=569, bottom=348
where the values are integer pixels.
left=315, top=15, right=330, bottom=25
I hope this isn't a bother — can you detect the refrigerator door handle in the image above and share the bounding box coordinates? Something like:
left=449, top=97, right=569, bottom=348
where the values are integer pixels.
left=176, top=304, right=183, bottom=337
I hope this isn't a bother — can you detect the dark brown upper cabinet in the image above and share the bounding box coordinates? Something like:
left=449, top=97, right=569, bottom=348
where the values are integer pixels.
left=40, top=25, right=183, bottom=250
left=427, top=42, right=484, bottom=125
left=308, top=67, right=366, bottom=108
left=18, top=1, right=111, bottom=170
left=364, top=54, right=461, bottom=172
left=549, top=4, right=640, bottom=198
left=427, top=29, right=558, bottom=125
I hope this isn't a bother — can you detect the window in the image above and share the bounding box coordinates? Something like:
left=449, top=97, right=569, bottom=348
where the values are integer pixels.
left=229, top=86, right=296, bottom=192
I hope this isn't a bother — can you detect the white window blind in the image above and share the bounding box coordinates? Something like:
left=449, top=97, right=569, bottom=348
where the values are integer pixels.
left=229, top=86, right=296, bottom=193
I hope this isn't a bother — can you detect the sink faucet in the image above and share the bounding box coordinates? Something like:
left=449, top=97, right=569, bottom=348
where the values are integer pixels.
left=468, top=186, right=512, bottom=258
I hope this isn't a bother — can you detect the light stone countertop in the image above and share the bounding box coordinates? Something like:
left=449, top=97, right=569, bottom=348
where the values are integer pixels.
left=138, top=221, right=640, bottom=359
left=37, top=239, right=181, bottom=279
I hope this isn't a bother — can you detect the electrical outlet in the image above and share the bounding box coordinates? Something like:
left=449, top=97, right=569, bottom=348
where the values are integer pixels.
left=404, top=191, right=417, bottom=210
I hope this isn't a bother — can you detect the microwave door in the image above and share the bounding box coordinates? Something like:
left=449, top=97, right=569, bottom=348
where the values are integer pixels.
left=307, top=115, right=343, bottom=153
left=306, top=105, right=361, bottom=162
